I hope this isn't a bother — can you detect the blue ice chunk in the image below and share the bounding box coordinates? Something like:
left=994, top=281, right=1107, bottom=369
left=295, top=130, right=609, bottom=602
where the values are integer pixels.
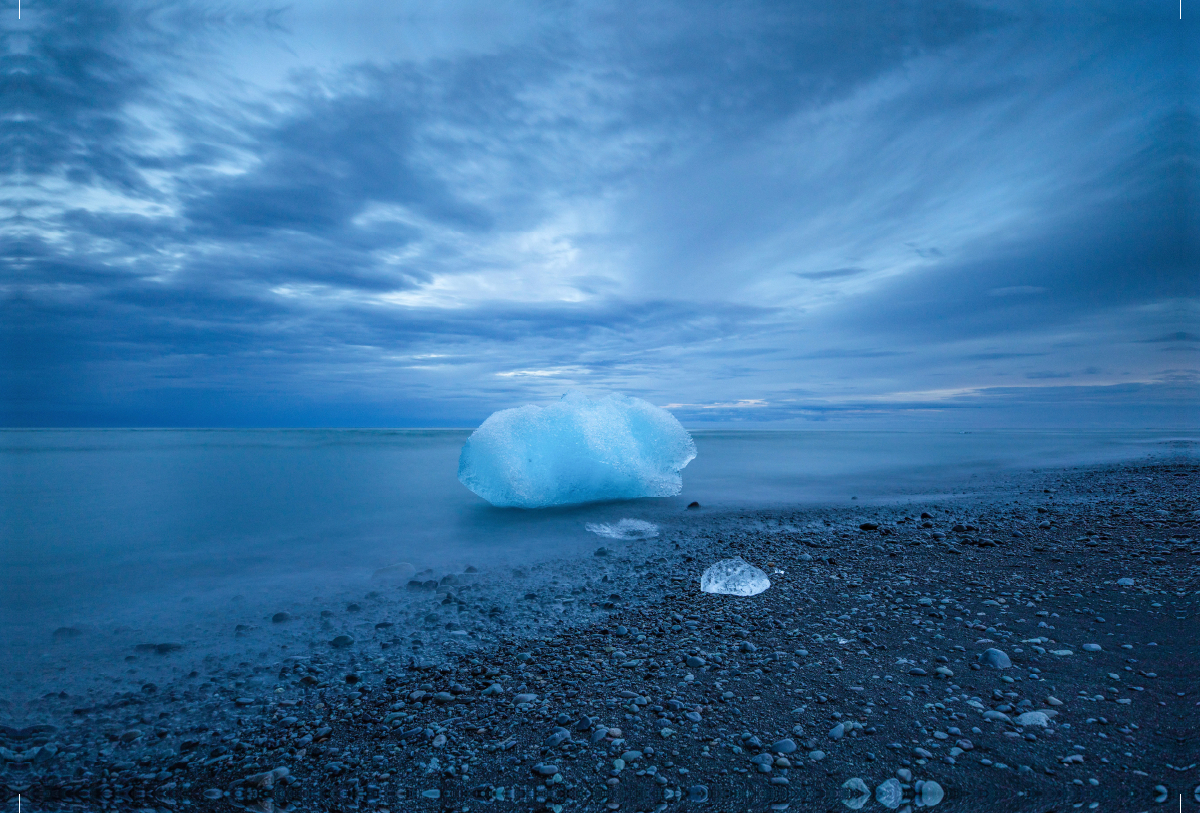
left=458, top=392, right=696, bottom=508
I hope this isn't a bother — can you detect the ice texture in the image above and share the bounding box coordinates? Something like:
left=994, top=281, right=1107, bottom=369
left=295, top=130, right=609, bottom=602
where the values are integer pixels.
left=586, top=519, right=659, bottom=540
left=457, top=392, right=696, bottom=508
left=699, top=557, right=771, bottom=596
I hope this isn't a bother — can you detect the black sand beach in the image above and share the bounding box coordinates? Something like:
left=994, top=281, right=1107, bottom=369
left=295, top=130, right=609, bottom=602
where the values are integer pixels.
left=5, top=460, right=1198, bottom=812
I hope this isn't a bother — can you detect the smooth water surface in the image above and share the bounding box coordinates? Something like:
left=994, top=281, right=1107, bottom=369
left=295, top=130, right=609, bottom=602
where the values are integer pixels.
left=1, top=428, right=1191, bottom=672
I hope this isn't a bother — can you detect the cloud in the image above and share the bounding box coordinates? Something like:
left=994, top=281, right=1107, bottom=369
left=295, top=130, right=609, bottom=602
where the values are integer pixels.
left=1, top=0, right=1193, bottom=428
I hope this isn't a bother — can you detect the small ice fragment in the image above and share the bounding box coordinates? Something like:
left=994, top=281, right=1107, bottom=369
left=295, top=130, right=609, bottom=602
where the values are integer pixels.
left=700, top=557, right=770, bottom=596
left=458, top=391, right=696, bottom=508
left=586, top=519, right=659, bottom=540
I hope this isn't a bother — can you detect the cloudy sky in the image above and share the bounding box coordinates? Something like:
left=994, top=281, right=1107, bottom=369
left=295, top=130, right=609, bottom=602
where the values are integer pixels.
left=2, top=0, right=1195, bottom=427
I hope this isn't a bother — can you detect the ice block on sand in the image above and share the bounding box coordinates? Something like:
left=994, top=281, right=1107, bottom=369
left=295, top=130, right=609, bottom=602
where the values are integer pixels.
left=458, top=391, right=696, bottom=508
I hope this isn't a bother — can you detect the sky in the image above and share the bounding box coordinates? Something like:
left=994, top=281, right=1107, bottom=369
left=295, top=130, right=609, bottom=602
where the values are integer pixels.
left=1, top=0, right=1196, bottom=428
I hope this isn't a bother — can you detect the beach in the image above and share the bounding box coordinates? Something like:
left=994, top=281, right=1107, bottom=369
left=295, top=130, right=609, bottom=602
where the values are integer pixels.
left=4, top=458, right=1198, bottom=812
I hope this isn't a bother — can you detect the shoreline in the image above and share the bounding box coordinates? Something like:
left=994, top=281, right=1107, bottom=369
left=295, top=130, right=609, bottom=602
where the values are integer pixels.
left=4, top=458, right=1198, bottom=811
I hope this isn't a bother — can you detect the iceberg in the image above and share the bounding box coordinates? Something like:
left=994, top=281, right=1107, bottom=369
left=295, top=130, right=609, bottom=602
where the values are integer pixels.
left=700, top=557, right=771, bottom=596
left=586, top=519, right=659, bottom=540
left=458, top=392, right=696, bottom=508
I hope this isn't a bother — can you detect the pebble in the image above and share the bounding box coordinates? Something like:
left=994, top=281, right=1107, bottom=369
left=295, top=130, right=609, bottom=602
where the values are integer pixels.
left=842, top=777, right=870, bottom=810
left=770, top=738, right=796, bottom=754
left=980, top=648, right=1012, bottom=669
left=876, top=777, right=903, bottom=809
left=920, top=780, right=944, bottom=806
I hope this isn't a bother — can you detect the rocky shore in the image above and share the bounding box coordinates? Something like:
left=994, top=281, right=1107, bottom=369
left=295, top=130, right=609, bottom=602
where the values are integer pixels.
left=4, top=460, right=1198, bottom=812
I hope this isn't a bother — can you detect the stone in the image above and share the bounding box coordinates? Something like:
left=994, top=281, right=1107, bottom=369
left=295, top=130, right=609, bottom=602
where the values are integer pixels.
left=980, top=648, right=1012, bottom=669
left=770, top=738, right=796, bottom=754
left=920, top=779, right=944, bottom=806
left=842, top=777, right=870, bottom=810
left=876, top=778, right=903, bottom=809
left=1014, top=711, right=1050, bottom=727
left=1082, top=643, right=1101, bottom=652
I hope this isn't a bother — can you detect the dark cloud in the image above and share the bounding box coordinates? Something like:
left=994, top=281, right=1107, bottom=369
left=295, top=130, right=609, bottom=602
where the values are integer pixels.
left=1, top=0, right=1193, bottom=427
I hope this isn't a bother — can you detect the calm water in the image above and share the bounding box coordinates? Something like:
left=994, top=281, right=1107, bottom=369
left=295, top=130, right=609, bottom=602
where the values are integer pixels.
left=1, top=428, right=1192, bottom=653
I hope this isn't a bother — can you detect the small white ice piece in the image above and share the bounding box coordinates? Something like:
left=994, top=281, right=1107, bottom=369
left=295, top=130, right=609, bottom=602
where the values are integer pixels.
left=700, top=557, right=771, bottom=596
left=586, top=519, right=659, bottom=540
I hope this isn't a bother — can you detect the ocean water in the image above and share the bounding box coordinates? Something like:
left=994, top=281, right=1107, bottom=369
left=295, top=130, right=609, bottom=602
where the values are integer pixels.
left=1, top=428, right=1192, bottom=704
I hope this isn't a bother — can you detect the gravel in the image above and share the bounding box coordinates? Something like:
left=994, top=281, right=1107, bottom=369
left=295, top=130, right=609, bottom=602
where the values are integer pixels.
left=4, top=460, right=1197, bottom=811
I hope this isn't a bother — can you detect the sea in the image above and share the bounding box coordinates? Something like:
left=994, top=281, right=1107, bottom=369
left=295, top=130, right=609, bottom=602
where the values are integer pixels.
left=1, top=428, right=1193, bottom=707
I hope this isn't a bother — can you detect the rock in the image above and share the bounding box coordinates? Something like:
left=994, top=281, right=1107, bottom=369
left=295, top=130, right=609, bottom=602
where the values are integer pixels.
left=980, top=648, right=1012, bottom=669
left=828, top=723, right=844, bottom=740
left=770, top=738, right=796, bottom=754
left=808, top=750, right=826, bottom=761
left=983, top=710, right=1011, bottom=722
left=545, top=728, right=571, bottom=747
left=920, top=779, right=944, bottom=806
left=842, top=777, right=870, bottom=810
left=514, top=693, right=538, bottom=704
left=243, top=767, right=289, bottom=788
left=688, top=502, right=701, bottom=510
left=532, top=763, right=559, bottom=777
left=859, top=523, right=879, bottom=531
left=330, top=635, right=354, bottom=648
left=1014, top=711, right=1050, bottom=727
left=876, top=778, right=903, bottom=809
left=432, top=692, right=455, bottom=704
left=271, top=612, right=291, bottom=623
left=590, top=727, right=609, bottom=744
left=1082, top=643, right=1101, bottom=652
left=204, top=789, right=223, bottom=800
left=482, top=683, right=503, bottom=697
left=1116, top=577, right=1134, bottom=586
